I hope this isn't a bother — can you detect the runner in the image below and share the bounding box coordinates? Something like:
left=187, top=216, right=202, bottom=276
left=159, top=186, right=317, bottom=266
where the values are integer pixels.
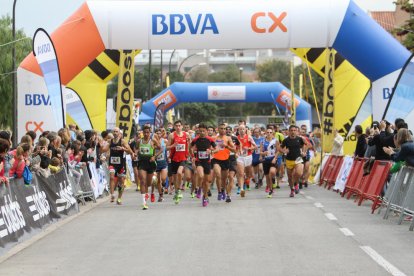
left=274, top=124, right=285, bottom=189
left=236, top=124, right=257, bottom=197
left=137, top=125, right=160, bottom=210
left=260, top=127, right=279, bottom=198
left=252, top=127, right=264, bottom=189
left=129, top=133, right=140, bottom=191
left=154, top=128, right=168, bottom=202
left=190, top=123, right=217, bottom=207
left=102, top=127, right=134, bottom=205
left=280, top=125, right=306, bottom=197
left=212, top=123, right=235, bottom=202
left=167, top=120, right=191, bottom=204
left=299, top=126, right=313, bottom=189
left=226, top=126, right=240, bottom=202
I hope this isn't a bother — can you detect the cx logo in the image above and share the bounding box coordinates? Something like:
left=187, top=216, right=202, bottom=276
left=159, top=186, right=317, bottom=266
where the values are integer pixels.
left=25, top=121, right=44, bottom=133
left=251, top=12, right=287, bottom=33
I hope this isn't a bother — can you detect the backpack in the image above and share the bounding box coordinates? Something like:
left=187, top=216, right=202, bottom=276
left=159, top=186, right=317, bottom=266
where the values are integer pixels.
left=23, top=166, right=33, bottom=185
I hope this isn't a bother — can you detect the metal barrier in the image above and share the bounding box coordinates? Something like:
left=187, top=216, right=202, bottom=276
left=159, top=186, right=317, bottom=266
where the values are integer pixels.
left=357, top=160, right=391, bottom=213
left=381, top=166, right=414, bottom=220
left=396, top=166, right=414, bottom=228
left=67, top=168, right=86, bottom=205
left=75, top=166, right=96, bottom=203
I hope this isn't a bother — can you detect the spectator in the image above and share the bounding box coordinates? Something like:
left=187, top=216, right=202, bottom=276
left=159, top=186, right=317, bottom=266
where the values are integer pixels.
left=20, top=135, right=33, bottom=148
left=331, top=129, right=344, bottom=155
left=383, top=128, right=414, bottom=167
left=25, top=130, right=37, bottom=143
left=9, top=143, right=31, bottom=178
left=49, top=157, right=61, bottom=174
left=368, top=120, right=393, bottom=160
left=354, top=125, right=366, bottom=158
left=0, top=138, right=11, bottom=184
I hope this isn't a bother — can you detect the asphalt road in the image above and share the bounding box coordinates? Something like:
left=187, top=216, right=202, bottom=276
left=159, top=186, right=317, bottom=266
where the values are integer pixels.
left=0, top=181, right=413, bottom=276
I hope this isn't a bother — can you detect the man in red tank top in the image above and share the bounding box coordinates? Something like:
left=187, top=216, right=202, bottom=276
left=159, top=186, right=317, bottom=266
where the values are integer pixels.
left=167, top=120, right=191, bottom=204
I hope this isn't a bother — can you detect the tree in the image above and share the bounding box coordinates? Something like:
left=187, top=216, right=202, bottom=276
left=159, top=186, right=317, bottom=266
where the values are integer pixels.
left=180, top=103, right=218, bottom=125
left=107, top=64, right=169, bottom=101
left=0, top=16, right=32, bottom=129
left=394, top=0, right=414, bottom=52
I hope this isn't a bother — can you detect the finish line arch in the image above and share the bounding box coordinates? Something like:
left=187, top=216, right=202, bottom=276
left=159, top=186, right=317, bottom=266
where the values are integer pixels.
left=17, top=0, right=410, bottom=138
left=139, top=82, right=311, bottom=127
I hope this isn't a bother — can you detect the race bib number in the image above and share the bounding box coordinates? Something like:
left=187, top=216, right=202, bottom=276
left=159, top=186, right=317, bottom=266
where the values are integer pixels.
left=255, top=148, right=260, bottom=154
left=176, top=144, right=185, bottom=152
left=140, top=147, right=150, bottom=155
left=241, top=149, right=248, bottom=156
left=216, top=140, right=224, bottom=150
left=198, top=151, right=209, bottom=159
left=157, top=152, right=165, bottom=161
left=110, top=156, right=121, bottom=164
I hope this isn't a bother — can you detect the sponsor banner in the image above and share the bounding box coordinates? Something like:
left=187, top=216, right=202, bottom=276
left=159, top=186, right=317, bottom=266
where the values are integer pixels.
left=322, top=48, right=335, bottom=153
left=371, top=69, right=401, bottom=121
left=64, top=88, right=93, bottom=131
left=333, top=156, right=354, bottom=192
left=0, top=170, right=78, bottom=249
left=207, top=86, right=246, bottom=100
left=88, top=163, right=100, bottom=199
left=125, top=155, right=135, bottom=182
left=116, top=50, right=135, bottom=139
left=153, top=90, right=177, bottom=109
left=275, top=90, right=299, bottom=109
left=33, top=28, right=65, bottom=130
left=384, top=55, right=414, bottom=123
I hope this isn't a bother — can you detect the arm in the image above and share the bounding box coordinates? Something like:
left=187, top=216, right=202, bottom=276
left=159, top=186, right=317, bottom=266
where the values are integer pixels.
left=122, top=139, right=134, bottom=156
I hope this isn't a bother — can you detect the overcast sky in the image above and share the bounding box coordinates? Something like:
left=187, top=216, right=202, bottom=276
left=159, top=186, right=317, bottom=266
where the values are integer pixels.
left=0, top=0, right=398, bottom=38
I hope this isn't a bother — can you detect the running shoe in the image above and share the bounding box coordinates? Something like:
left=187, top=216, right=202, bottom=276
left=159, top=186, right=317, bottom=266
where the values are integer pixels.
left=255, top=183, right=259, bottom=189
left=173, top=193, right=180, bottom=204
left=217, top=192, right=222, bottom=201
left=150, top=193, right=155, bottom=203
left=267, top=190, right=273, bottom=198
left=272, top=182, right=277, bottom=189
left=202, top=197, right=209, bottom=207
left=299, top=182, right=303, bottom=189
left=221, top=191, right=226, bottom=200
left=258, top=179, right=263, bottom=187
left=158, top=196, right=164, bottom=202
left=225, top=196, right=232, bottom=203
left=142, top=204, right=149, bottom=210
left=196, top=188, right=202, bottom=199
left=237, top=187, right=241, bottom=195
left=191, top=192, right=195, bottom=198
left=145, top=193, right=149, bottom=200
left=294, top=184, right=299, bottom=194
left=207, top=190, right=212, bottom=197
left=290, top=189, right=295, bottom=198
left=240, top=190, right=245, bottom=197
left=304, top=182, right=308, bottom=188
left=247, top=185, right=251, bottom=191
left=276, top=184, right=280, bottom=189
left=265, top=186, right=269, bottom=193
left=116, top=198, right=122, bottom=205
left=110, top=195, right=115, bottom=203
left=178, top=190, right=183, bottom=199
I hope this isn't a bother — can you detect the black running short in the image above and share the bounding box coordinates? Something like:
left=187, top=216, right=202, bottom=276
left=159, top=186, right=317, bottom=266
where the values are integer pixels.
left=170, top=160, right=186, bottom=175
left=138, top=159, right=157, bottom=174
left=263, top=161, right=276, bottom=175
left=211, top=158, right=229, bottom=170
left=195, top=161, right=211, bottom=175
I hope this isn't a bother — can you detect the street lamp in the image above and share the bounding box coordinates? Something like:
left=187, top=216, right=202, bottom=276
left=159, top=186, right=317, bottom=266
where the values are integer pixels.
left=239, top=67, right=243, bottom=82
left=12, top=0, right=17, bottom=145
left=177, top=51, right=204, bottom=73
left=184, top=62, right=206, bottom=81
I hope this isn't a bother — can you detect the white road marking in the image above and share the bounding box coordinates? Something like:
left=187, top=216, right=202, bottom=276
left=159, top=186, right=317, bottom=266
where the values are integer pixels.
left=305, top=196, right=314, bottom=200
left=314, top=202, right=324, bottom=208
left=360, top=246, right=407, bottom=276
left=339, top=228, right=354, bottom=236
left=325, top=213, right=337, bottom=220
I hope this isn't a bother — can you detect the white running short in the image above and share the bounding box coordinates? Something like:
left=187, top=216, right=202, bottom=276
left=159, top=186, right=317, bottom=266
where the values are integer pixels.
left=237, top=155, right=252, bottom=167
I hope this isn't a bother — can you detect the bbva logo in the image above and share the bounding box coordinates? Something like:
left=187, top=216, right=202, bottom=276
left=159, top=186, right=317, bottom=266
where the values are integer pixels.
left=152, top=13, right=219, bottom=35
left=25, top=94, right=51, bottom=106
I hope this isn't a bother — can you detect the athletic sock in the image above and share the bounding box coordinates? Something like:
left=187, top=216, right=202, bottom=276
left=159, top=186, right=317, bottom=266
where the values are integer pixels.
left=142, top=194, right=146, bottom=205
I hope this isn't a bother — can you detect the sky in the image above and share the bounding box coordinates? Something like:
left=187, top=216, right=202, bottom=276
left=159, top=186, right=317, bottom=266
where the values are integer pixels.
left=0, top=0, right=398, bottom=38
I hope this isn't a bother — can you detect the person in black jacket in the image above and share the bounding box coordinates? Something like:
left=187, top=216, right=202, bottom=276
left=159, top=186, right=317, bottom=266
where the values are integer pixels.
left=354, top=125, right=366, bottom=158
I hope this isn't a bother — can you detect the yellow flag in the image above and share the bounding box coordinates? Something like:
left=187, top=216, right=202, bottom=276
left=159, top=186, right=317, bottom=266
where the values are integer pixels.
left=116, top=50, right=135, bottom=139
left=322, top=48, right=335, bottom=153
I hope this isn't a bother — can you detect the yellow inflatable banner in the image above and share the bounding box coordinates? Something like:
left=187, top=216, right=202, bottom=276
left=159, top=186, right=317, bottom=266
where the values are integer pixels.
left=116, top=50, right=135, bottom=139
left=322, top=48, right=335, bottom=153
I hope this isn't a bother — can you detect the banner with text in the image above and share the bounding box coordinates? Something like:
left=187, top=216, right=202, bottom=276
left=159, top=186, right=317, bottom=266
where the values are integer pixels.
left=322, top=48, right=335, bottom=153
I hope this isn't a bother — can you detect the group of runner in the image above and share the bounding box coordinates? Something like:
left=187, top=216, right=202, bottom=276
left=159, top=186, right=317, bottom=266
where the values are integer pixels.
left=104, top=121, right=314, bottom=210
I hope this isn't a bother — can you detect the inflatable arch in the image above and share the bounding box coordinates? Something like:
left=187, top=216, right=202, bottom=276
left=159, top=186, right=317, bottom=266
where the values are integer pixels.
left=17, top=0, right=410, bottom=138
left=139, top=82, right=311, bottom=126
